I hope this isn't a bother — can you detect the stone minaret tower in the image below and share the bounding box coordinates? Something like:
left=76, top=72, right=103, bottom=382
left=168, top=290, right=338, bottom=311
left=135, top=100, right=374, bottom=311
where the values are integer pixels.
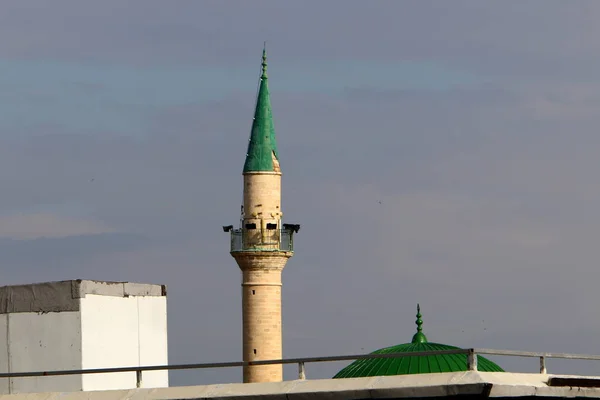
left=224, top=47, right=299, bottom=384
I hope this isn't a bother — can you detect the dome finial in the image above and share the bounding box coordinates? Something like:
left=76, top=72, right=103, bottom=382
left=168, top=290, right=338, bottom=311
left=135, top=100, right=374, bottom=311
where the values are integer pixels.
left=411, top=303, right=428, bottom=344
left=261, top=42, right=268, bottom=79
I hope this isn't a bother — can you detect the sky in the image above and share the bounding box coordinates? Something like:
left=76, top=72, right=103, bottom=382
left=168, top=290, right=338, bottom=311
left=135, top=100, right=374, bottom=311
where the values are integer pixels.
left=1, top=0, right=600, bottom=385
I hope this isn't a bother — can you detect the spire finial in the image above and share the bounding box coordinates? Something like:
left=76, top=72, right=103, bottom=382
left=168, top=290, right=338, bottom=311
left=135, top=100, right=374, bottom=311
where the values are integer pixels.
left=411, top=303, right=428, bottom=344
left=261, top=42, right=268, bottom=79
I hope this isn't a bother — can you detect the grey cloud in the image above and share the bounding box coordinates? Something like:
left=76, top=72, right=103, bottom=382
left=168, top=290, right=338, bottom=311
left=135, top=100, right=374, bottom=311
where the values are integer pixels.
left=0, top=1, right=599, bottom=79
left=0, top=233, right=151, bottom=285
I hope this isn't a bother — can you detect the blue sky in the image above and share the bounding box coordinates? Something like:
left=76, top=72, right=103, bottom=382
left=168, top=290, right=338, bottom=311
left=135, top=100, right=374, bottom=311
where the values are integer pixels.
left=1, top=0, right=600, bottom=386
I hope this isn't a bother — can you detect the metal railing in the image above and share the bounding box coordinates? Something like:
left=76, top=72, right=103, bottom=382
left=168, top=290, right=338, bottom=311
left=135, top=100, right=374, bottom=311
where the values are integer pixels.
left=230, top=228, right=294, bottom=252
left=3, top=348, right=600, bottom=388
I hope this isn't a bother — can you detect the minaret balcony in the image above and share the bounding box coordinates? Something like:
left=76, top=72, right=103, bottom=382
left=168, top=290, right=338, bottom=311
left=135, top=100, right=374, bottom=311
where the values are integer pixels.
left=230, top=228, right=294, bottom=253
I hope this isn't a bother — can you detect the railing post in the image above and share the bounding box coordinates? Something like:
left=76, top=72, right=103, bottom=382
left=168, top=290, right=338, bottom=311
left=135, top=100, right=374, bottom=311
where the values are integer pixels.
left=136, top=370, right=142, bottom=388
left=540, top=356, right=547, bottom=374
left=467, top=349, right=478, bottom=371
left=298, top=362, right=306, bottom=380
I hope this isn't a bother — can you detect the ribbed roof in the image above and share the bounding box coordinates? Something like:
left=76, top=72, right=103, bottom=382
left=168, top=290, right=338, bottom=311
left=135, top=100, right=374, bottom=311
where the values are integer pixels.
left=243, top=46, right=280, bottom=173
left=333, top=305, right=504, bottom=378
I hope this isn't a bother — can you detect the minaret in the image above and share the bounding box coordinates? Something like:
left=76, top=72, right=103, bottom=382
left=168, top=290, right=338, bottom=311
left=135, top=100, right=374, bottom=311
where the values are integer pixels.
left=223, top=46, right=299, bottom=384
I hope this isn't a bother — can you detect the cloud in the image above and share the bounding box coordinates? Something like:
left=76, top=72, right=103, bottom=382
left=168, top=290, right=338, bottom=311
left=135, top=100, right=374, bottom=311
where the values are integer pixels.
left=0, top=212, right=114, bottom=240
left=0, top=233, right=152, bottom=287
left=0, top=1, right=599, bottom=77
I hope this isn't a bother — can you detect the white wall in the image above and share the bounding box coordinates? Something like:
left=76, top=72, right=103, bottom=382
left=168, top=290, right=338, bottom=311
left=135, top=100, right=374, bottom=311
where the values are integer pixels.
left=137, top=297, right=168, bottom=387
left=2, top=312, right=82, bottom=394
left=80, top=295, right=168, bottom=391
left=0, top=283, right=168, bottom=394
left=0, top=315, right=8, bottom=394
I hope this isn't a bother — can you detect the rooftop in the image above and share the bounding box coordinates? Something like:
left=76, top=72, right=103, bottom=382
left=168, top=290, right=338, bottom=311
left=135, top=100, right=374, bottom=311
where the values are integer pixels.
left=0, top=280, right=166, bottom=314
left=4, top=369, right=600, bottom=400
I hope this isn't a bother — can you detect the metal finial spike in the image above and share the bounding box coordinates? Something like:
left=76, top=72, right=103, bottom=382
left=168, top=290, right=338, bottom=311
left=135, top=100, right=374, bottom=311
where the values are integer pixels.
left=261, top=42, right=268, bottom=79
left=411, top=304, right=428, bottom=343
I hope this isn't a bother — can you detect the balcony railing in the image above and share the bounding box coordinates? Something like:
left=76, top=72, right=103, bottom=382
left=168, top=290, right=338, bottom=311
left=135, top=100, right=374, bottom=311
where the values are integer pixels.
left=4, top=348, right=600, bottom=388
left=230, top=228, right=294, bottom=253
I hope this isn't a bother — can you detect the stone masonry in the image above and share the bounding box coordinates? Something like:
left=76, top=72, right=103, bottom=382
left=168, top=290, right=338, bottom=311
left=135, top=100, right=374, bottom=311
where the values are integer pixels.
left=233, top=251, right=291, bottom=382
left=233, top=171, right=292, bottom=383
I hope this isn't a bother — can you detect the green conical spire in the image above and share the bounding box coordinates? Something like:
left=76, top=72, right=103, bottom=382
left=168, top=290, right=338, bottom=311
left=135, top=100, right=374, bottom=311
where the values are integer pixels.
left=411, top=304, right=428, bottom=344
left=243, top=44, right=280, bottom=173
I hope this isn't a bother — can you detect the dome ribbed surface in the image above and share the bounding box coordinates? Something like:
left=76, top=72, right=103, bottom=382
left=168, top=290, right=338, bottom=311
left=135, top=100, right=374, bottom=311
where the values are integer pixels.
left=333, top=342, right=504, bottom=378
left=333, top=305, right=504, bottom=379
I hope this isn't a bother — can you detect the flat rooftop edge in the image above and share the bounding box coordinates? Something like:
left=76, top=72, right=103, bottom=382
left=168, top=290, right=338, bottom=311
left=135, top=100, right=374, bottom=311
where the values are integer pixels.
left=2, top=371, right=600, bottom=399
left=0, top=280, right=167, bottom=314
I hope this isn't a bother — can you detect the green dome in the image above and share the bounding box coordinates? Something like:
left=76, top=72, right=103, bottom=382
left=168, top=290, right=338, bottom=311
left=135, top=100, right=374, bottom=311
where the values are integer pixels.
left=333, top=305, right=504, bottom=379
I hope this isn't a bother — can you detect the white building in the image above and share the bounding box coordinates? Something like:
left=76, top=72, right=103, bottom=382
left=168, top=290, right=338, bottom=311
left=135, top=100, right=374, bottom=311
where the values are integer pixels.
left=0, top=280, right=168, bottom=394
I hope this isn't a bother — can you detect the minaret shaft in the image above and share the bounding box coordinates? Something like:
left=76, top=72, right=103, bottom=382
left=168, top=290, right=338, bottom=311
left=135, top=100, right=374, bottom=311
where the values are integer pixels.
left=235, top=171, right=290, bottom=383
left=235, top=251, right=290, bottom=382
